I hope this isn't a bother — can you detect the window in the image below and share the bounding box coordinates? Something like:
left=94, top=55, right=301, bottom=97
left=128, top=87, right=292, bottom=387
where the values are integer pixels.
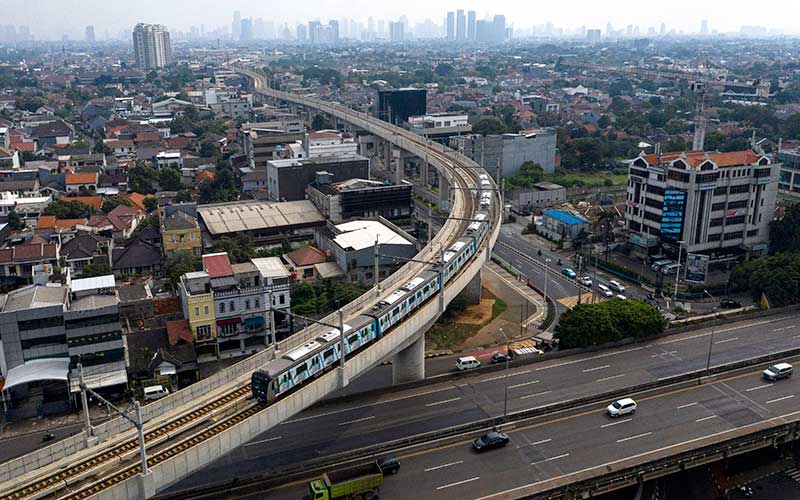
left=194, top=307, right=200, bottom=317
left=229, top=301, right=235, bottom=311
left=696, top=173, right=719, bottom=184
left=18, top=316, right=64, bottom=331
left=724, top=231, right=744, bottom=241
left=245, top=300, right=250, bottom=310
left=668, top=170, right=690, bottom=182
left=65, top=314, right=118, bottom=330
left=220, top=302, right=225, bottom=313
left=21, top=334, right=67, bottom=349
left=726, top=215, right=746, bottom=225
left=279, top=294, right=286, bottom=305
left=713, top=186, right=728, bottom=196
left=754, top=167, right=772, bottom=178
left=204, top=305, right=209, bottom=315
left=708, top=233, right=721, bottom=242
left=196, top=325, right=212, bottom=340
left=729, top=184, right=750, bottom=194
left=727, top=200, right=748, bottom=210
left=711, top=202, right=726, bottom=212
left=710, top=218, right=723, bottom=227
left=254, top=298, right=259, bottom=308
left=747, top=229, right=759, bottom=237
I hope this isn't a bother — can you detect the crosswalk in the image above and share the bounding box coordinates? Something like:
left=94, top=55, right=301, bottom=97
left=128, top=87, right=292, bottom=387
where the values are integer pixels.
left=786, top=467, right=800, bottom=484
left=558, top=293, right=604, bottom=309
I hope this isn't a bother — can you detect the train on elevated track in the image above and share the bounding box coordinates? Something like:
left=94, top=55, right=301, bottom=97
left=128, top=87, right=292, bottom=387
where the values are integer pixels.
left=251, top=173, right=496, bottom=404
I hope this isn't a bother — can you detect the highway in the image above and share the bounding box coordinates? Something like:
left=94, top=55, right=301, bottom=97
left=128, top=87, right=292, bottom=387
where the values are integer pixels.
left=164, top=312, right=800, bottom=496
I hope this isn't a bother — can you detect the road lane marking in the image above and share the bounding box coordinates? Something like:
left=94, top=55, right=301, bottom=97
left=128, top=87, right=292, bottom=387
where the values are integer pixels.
left=426, top=397, right=461, bottom=407
left=508, top=380, right=541, bottom=389
left=424, top=460, right=463, bottom=472
left=480, top=370, right=531, bottom=383
left=339, top=416, right=374, bottom=426
left=601, top=418, right=632, bottom=428
left=531, top=438, right=552, bottom=445
left=531, top=453, right=569, bottom=466
left=617, top=432, right=652, bottom=443
left=715, top=337, right=739, bottom=345
left=596, top=374, right=626, bottom=383
left=745, top=384, right=772, bottom=392
left=651, top=351, right=678, bottom=358
left=436, top=477, right=480, bottom=490
left=582, top=365, right=611, bottom=373
left=773, top=325, right=797, bottom=332
left=677, top=402, right=698, bottom=409
left=696, top=415, right=718, bottom=422
left=520, top=390, right=552, bottom=400
left=766, top=395, right=795, bottom=404
left=659, top=317, right=797, bottom=345
left=245, top=436, right=282, bottom=446
left=533, top=346, right=644, bottom=371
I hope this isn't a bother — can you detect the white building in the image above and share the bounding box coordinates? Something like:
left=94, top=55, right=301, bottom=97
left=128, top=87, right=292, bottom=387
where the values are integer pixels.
left=133, top=23, right=172, bottom=70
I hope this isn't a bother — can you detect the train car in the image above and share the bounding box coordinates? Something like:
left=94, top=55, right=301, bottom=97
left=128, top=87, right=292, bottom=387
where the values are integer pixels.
left=367, top=271, right=440, bottom=336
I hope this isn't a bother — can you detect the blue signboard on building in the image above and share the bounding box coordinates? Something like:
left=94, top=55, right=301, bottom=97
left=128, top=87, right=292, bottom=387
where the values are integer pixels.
left=661, top=189, right=686, bottom=241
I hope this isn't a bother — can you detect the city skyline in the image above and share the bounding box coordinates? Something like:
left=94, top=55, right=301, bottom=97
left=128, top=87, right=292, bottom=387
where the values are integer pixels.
left=3, top=0, right=800, bottom=41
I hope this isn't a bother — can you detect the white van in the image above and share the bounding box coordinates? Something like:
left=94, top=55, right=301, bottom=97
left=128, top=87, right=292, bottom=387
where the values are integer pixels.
left=456, top=356, right=481, bottom=371
left=144, top=385, right=170, bottom=401
left=597, top=284, right=614, bottom=298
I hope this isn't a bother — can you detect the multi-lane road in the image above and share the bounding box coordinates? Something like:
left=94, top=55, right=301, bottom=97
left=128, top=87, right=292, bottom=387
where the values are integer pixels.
left=164, top=312, right=800, bottom=498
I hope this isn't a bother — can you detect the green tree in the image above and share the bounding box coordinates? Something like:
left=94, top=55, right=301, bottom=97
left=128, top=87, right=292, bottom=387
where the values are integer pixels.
left=80, top=263, right=112, bottom=278
left=158, top=167, right=183, bottom=191
left=101, top=195, right=133, bottom=213
left=210, top=233, right=256, bottom=264
left=143, top=196, right=159, bottom=213
left=165, top=250, right=203, bottom=291
left=6, top=211, right=25, bottom=230
left=505, top=162, right=545, bottom=189
left=730, top=253, right=800, bottom=307
left=770, top=203, right=800, bottom=254
left=311, top=114, right=333, bottom=131
left=44, top=200, right=93, bottom=219
left=128, top=166, right=158, bottom=194
left=434, top=63, right=455, bottom=77
left=473, top=117, right=507, bottom=136
left=554, top=299, right=667, bottom=349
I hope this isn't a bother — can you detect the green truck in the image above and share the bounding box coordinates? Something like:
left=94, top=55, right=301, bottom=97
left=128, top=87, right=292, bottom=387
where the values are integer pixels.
left=305, top=462, right=383, bottom=500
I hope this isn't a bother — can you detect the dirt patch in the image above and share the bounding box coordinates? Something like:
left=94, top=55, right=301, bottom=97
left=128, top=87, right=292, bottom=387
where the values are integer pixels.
left=451, top=289, right=496, bottom=325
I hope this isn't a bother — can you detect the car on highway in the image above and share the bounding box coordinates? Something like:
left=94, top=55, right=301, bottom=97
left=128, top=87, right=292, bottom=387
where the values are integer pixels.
left=608, top=280, right=626, bottom=293
left=720, top=299, right=743, bottom=309
left=377, top=455, right=400, bottom=475
left=597, top=284, right=614, bottom=298
left=762, top=363, right=793, bottom=381
left=490, top=352, right=510, bottom=364
left=578, top=276, right=593, bottom=287
left=561, top=267, right=577, bottom=279
left=472, top=431, right=510, bottom=451
left=456, top=356, right=481, bottom=371
left=607, top=398, right=637, bottom=418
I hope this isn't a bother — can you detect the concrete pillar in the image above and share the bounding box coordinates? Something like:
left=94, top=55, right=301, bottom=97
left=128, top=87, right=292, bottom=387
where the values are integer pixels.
left=139, top=471, right=156, bottom=499
left=392, top=334, right=425, bottom=384
left=394, top=150, right=403, bottom=186
left=384, top=140, right=392, bottom=172
left=462, top=269, right=482, bottom=305
left=421, top=156, right=429, bottom=186
left=439, top=176, right=450, bottom=211
left=359, top=140, right=368, bottom=157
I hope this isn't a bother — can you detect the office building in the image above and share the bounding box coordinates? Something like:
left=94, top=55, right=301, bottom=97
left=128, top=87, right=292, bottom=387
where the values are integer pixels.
left=241, top=125, right=304, bottom=169
left=777, top=148, right=800, bottom=196
left=0, top=274, right=127, bottom=415
left=586, top=29, right=602, bottom=43
left=476, top=15, right=506, bottom=43
left=374, top=88, right=427, bottom=125
left=296, top=23, right=307, bottom=42
left=467, top=11, right=477, bottom=41
left=232, top=11, right=241, bottom=40
left=450, top=129, right=558, bottom=178
left=446, top=12, right=455, bottom=41
left=267, top=153, right=370, bottom=202
left=456, top=10, right=466, bottom=41
left=308, top=177, right=414, bottom=222
left=178, top=254, right=291, bottom=359
left=624, top=150, right=778, bottom=262
left=389, top=22, right=404, bottom=43
left=85, top=25, right=95, bottom=43
left=240, top=18, right=253, bottom=42
left=132, top=23, right=172, bottom=69
left=408, top=112, right=472, bottom=144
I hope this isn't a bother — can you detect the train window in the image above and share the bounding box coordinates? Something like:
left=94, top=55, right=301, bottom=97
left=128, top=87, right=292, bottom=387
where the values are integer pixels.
left=393, top=307, right=400, bottom=316
left=323, top=348, right=335, bottom=360
left=296, top=363, right=308, bottom=373
left=347, top=335, right=359, bottom=344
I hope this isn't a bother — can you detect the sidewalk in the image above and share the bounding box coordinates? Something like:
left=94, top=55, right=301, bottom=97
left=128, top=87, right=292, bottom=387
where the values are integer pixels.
left=0, top=401, right=126, bottom=440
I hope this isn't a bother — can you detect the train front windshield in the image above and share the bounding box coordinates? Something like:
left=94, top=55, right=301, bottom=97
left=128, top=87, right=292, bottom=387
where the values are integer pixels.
left=251, top=371, right=270, bottom=402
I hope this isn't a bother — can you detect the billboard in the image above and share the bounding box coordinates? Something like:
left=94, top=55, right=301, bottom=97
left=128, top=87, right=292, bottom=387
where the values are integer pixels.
left=661, top=189, right=686, bottom=241
left=685, top=253, right=710, bottom=283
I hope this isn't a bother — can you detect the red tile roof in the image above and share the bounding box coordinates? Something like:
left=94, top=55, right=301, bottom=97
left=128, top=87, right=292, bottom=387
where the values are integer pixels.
left=0, top=242, right=58, bottom=263
left=166, top=319, right=194, bottom=346
left=203, top=253, right=233, bottom=278
left=641, top=150, right=762, bottom=169
left=124, top=192, right=154, bottom=211
left=66, top=173, right=98, bottom=185
left=68, top=196, right=103, bottom=210
left=286, top=246, right=327, bottom=267
left=36, top=216, right=86, bottom=231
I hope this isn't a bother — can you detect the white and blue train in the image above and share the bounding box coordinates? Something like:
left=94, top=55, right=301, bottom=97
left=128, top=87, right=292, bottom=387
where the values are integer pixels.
left=252, top=176, right=495, bottom=404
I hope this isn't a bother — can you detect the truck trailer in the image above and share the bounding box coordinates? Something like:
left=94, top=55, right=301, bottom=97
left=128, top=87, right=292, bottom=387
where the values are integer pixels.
left=305, top=462, right=383, bottom=500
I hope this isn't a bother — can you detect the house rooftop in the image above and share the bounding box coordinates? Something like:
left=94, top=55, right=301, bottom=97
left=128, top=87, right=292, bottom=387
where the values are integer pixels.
left=639, top=150, right=764, bottom=169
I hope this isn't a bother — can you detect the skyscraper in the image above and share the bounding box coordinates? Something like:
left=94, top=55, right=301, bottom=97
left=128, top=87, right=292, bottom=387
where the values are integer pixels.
left=132, top=23, right=172, bottom=70
left=232, top=11, right=241, bottom=40
left=329, top=20, right=340, bottom=43
left=700, top=20, right=709, bottom=35
left=389, top=22, right=404, bottom=43
left=240, top=18, right=253, bottom=42
left=296, top=24, right=307, bottom=43
left=84, top=25, right=95, bottom=43
left=456, top=9, right=466, bottom=41
left=467, top=11, right=476, bottom=41
left=446, top=12, right=455, bottom=41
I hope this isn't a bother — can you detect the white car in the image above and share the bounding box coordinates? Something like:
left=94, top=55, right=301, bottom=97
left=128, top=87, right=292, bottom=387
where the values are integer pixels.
left=616, top=294, right=627, bottom=300
left=578, top=276, right=593, bottom=287
left=608, top=280, right=626, bottom=293
left=607, top=397, right=637, bottom=418
left=597, top=284, right=614, bottom=298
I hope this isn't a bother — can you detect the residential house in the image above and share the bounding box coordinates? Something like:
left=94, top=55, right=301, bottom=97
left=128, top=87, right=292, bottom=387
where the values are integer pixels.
left=65, top=172, right=98, bottom=193
left=31, top=119, right=74, bottom=147
left=283, top=245, right=327, bottom=280
left=126, top=325, right=198, bottom=389
left=112, top=238, right=162, bottom=276
left=60, top=234, right=112, bottom=273
left=0, top=241, right=60, bottom=281
left=85, top=205, right=144, bottom=241
left=161, top=210, right=201, bottom=257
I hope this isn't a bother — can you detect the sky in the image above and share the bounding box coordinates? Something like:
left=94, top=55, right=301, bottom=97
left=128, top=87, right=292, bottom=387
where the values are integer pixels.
left=5, top=0, right=800, bottom=40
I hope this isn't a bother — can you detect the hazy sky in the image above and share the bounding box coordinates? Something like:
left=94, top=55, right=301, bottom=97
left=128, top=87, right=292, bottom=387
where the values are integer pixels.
left=6, top=0, right=800, bottom=39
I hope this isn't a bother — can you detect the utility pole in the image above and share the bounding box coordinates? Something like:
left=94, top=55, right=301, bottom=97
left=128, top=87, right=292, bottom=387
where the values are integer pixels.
left=674, top=241, right=685, bottom=299
left=337, top=308, right=347, bottom=388
left=592, top=251, right=598, bottom=304
left=374, top=236, right=380, bottom=297
left=79, top=362, right=93, bottom=441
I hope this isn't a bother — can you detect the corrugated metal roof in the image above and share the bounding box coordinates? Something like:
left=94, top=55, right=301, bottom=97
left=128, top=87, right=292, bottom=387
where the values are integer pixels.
left=543, top=209, right=588, bottom=226
left=71, top=274, right=116, bottom=293
left=198, top=200, right=324, bottom=235
left=333, top=220, right=413, bottom=251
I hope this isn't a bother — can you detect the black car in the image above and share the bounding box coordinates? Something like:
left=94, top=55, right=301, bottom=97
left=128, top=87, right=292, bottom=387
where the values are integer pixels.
left=490, top=353, right=510, bottom=364
left=720, top=299, right=742, bottom=309
left=377, top=455, right=400, bottom=475
left=472, top=431, right=510, bottom=452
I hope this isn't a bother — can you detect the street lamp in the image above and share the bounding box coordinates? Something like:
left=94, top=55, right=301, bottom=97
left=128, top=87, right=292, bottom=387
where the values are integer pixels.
left=543, top=258, right=552, bottom=310
left=704, top=290, right=718, bottom=375
left=674, top=240, right=686, bottom=299
left=497, top=327, right=511, bottom=421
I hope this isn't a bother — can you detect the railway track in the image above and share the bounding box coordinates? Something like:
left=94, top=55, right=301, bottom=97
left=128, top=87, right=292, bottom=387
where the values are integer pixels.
left=4, top=386, right=252, bottom=500
left=4, top=69, right=489, bottom=500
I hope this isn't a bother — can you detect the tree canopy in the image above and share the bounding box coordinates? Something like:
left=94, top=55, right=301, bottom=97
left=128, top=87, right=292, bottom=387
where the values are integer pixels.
left=44, top=200, right=93, bottom=219
left=730, top=252, right=800, bottom=308
left=555, top=299, right=667, bottom=349
left=769, top=203, right=800, bottom=254
left=505, top=162, right=545, bottom=189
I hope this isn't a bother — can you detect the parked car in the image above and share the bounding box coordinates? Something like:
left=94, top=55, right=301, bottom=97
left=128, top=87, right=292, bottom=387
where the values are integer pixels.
left=472, top=431, right=510, bottom=451
left=561, top=267, right=577, bottom=279
left=490, top=353, right=510, bottom=364
left=720, top=299, right=742, bottom=309
left=661, top=263, right=680, bottom=276
left=143, top=385, right=169, bottom=401
left=607, top=398, right=637, bottom=418
left=650, top=259, right=673, bottom=272
left=763, top=363, right=793, bottom=381
left=608, top=280, right=626, bottom=293
left=456, top=356, right=481, bottom=371
left=578, top=276, right=593, bottom=287
left=616, top=295, right=627, bottom=300
left=597, top=284, right=614, bottom=298
left=377, top=455, right=400, bottom=475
